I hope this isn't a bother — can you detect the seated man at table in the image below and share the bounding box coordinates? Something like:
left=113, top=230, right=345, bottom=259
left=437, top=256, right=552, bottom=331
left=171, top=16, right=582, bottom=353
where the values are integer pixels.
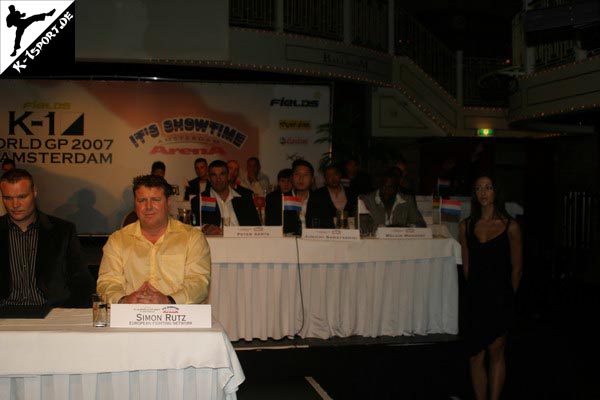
left=226, top=159, right=254, bottom=198
left=191, top=160, right=260, bottom=235
left=265, top=159, right=314, bottom=234
left=306, top=164, right=357, bottom=228
left=239, top=156, right=271, bottom=197
left=97, top=175, right=211, bottom=304
left=184, top=157, right=209, bottom=201
left=343, top=157, right=372, bottom=195
left=0, top=169, right=94, bottom=308
left=360, top=169, right=426, bottom=228
left=266, top=168, right=292, bottom=199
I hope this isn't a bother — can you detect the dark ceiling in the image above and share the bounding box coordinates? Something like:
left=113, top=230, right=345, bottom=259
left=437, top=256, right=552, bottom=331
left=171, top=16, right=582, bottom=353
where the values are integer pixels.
left=403, top=0, right=523, bottom=58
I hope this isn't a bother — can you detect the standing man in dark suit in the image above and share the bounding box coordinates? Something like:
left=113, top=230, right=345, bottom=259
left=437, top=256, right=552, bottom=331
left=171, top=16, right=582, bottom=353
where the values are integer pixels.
left=0, top=169, right=94, bottom=308
left=191, top=160, right=260, bottom=235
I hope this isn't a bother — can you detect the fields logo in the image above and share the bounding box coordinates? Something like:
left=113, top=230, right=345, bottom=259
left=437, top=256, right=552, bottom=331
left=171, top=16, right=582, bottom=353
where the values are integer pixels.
left=1, top=1, right=74, bottom=76
left=270, top=98, right=319, bottom=108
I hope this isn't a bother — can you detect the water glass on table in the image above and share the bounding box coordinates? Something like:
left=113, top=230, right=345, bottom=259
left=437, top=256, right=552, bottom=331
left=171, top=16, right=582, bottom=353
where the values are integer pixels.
left=359, top=214, right=373, bottom=237
left=92, top=294, right=108, bottom=327
left=335, top=210, right=348, bottom=229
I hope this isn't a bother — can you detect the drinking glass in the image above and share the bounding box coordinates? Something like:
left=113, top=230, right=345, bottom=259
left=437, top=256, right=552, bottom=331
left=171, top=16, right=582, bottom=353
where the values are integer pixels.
left=92, top=294, right=108, bottom=327
left=359, top=214, right=373, bottom=237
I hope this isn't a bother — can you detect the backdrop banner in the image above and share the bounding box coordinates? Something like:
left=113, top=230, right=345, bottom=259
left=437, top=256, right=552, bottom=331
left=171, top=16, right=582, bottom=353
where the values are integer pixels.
left=0, top=80, right=330, bottom=233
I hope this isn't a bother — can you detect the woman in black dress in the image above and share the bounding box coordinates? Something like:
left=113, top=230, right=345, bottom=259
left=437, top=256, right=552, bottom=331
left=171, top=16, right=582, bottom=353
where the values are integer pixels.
left=458, top=174, right=522, bottom=400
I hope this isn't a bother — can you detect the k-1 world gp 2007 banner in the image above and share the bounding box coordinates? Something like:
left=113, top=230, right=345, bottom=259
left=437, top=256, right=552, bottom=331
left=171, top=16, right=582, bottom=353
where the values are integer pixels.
left=0, top=80, right=330, bottom=233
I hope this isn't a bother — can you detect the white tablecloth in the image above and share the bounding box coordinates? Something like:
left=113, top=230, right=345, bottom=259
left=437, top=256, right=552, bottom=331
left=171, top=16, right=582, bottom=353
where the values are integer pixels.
left=0, top=309, right=245, bottom=400
left=206, top=237, right=300, bottom=342
left=206, top=236, right=461, bottom=341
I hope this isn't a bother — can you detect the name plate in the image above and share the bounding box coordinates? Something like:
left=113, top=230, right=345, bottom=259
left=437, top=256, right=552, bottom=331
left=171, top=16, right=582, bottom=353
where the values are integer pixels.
left=110, top=304, right=212, bottom=329
left=302, top=228, right=360, bottom=241
left=223, top=225, right=283, bottom=238
left=375, top=227, right=433, bottom=239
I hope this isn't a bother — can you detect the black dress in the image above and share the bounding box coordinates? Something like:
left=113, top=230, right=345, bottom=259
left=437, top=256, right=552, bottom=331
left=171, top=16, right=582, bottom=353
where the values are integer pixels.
left=465, top=218, right=515, bottom=356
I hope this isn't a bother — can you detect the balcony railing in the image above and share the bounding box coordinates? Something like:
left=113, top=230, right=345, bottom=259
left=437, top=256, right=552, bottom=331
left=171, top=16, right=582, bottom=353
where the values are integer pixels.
left=464, top=57, right=511, bottom=107
left=394, top=8, right=457, bottom=97
left=228, top=0, right=519, bottom=105
left=284, top=0, right=344, bottom=41
left=351, top=0, right=388, bottom=52
left=535, top=39, right=577, bottom=69
left=229, top=0, right=276, bottom=30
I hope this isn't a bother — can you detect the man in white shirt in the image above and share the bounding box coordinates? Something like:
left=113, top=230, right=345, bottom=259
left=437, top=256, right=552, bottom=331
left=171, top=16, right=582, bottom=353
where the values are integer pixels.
left=191, top=160, right=260, bottom=235
left=240, top=157, right=271, bottom=197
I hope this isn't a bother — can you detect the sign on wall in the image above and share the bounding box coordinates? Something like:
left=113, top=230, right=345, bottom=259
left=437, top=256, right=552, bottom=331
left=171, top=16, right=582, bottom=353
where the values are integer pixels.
left=0, top=80, right=330, bottom=233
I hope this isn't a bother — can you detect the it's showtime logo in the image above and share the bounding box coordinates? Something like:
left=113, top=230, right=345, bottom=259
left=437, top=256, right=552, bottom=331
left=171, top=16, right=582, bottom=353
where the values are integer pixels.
left=0, top=0, right=74, bottom=77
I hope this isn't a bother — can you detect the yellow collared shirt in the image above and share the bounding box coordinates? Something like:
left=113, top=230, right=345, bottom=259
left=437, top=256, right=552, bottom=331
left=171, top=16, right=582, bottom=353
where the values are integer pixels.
left=97, top=218, right=211, bottom=304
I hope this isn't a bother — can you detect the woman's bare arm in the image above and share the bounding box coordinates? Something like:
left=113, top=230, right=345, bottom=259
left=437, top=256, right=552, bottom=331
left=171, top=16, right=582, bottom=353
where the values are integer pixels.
left=508, top=219, right=523, bottom=292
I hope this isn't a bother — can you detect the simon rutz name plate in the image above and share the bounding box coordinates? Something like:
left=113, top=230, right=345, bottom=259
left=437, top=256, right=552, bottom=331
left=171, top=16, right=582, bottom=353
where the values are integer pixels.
left=223, top=225, right=283, bottom=238
left=110, top=304, right=212, bottom=329
left=375, top=227, right=433, bottom=239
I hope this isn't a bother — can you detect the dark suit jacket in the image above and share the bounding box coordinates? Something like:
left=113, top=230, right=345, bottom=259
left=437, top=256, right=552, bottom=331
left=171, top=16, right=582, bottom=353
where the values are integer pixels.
left=306, top=186, right=358, bottom=228
left=231, top=184, right=254, bottom=199
left=344, top=171, right=373, bottom=195
left=191, top=188, right=260, bottom=226
left=265, top=189, right=312, bottom=234
left=0, top=212, right=94, bottom=308
left=184, top=178, right=210, bottom=201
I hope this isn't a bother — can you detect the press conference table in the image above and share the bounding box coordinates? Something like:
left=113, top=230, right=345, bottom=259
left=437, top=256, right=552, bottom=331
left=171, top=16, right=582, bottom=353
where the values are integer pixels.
left=0, top=308, right=245, bottom=400
left=207, top=236, right=461, bottom=341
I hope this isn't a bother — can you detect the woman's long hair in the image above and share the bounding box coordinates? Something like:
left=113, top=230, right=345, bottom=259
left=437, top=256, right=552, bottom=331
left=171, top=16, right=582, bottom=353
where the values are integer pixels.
left=468, top=173, right=510, bottom=232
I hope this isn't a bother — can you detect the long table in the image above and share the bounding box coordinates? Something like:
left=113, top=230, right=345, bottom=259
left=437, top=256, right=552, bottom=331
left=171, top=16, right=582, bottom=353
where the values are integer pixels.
left=207, top=236, right=461, bottom=341
left=0, top=308, right=245, bottom=400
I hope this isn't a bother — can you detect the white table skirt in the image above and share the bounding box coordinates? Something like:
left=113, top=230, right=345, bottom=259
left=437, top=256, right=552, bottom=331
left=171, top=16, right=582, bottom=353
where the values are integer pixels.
left=206, top=238, right=300, bottom=341
left=0, top=309, right=245, bottom=400
left=0, top=368, right=234, bottom=400
left=297, top=257, right=458, bottom=338
left=206, top=237, right=460, bottom=341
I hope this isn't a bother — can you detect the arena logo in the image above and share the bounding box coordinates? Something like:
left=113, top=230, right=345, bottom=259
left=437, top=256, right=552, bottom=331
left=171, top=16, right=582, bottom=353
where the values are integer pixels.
left=270, top=98, right=319, bottom=108
left=279, top=136, right=309, bottom=145
left=0, top=0, right=74, bottom=76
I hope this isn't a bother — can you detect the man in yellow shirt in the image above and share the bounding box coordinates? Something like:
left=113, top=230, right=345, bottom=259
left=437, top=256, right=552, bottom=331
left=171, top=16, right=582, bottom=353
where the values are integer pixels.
left=97, top=175, right=211, bottom=304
